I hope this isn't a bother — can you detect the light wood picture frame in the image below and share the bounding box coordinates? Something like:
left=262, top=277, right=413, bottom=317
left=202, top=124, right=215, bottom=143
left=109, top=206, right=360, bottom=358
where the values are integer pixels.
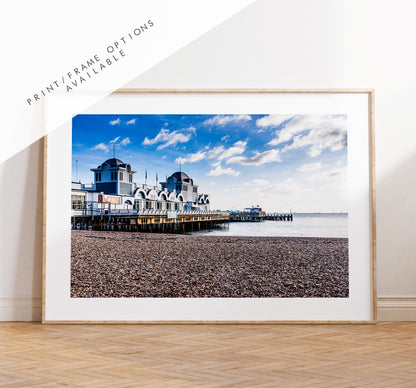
left=43, top=89, right=376, bottom=323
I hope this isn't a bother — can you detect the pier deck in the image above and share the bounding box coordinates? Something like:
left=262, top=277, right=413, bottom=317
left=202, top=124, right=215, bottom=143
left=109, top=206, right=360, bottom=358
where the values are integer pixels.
left=265, top=213, right=293, bottom=221
left=71, top=209, right=230, bottom=233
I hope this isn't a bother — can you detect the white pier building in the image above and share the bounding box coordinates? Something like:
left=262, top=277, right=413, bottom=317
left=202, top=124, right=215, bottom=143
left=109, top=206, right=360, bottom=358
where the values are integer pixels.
left=71, top=158, right=211, bottom=214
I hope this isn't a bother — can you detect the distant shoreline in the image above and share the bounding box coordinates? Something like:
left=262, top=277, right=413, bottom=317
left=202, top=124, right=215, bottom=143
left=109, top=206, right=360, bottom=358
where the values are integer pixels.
left=291, top=212, right=348, bottom=215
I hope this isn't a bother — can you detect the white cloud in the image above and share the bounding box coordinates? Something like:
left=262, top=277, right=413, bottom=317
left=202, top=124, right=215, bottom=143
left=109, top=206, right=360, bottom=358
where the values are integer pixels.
left=327, top=167, right=346, bottom=178
left=244, top=179, right=270, bottom=186
left=297, top=162, right=322, bottom=172
left=126, top=118, right=136, bottom=125
left=256, top=114, right=294, bottom=128
left=217, top=141, right=247, bottom=160
left=267, top=178, right=296, bottom=195
left=283, top=126, right=347, bottom=157
left=192, top=141, right=247, bottom=163
left=221, top=135, right=230, bottom=142
left=227, top=149, right=281, bottom=166
left=268, top=115, right=347, bottom=154
left=223, top=186, right=243, bottom=193
left=306, top=166, right=347, bottom=183
left=206, top=146, right=224, bottom=159
left=175, top=150, right=206, bottom=164
left=185, top=126, right=196, bottom=134
left=91, top=136, right=131, bottom=153
left=91, top=143, right=109, bottom=152
left=207, top=164, right=240, bottom=177
left=142, top=128, right=192, bottom=150
left=237, top=162, right=348, bottom=212
left=110, top=118, right=120, bottom=125
left=203, top=114, right=252, bottom=126
left=119, top=137, right=131, bottom=146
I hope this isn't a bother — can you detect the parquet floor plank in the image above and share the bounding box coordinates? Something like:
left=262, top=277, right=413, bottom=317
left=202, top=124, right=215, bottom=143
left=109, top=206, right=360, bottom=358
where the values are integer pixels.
left=0, top=322, right=415, bottom=387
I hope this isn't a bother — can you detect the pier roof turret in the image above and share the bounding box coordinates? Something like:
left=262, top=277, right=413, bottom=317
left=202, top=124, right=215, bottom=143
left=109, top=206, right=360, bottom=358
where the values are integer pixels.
left=103, top=158, right=126, bottom=168
left=170, top=171, right=190, bottom=181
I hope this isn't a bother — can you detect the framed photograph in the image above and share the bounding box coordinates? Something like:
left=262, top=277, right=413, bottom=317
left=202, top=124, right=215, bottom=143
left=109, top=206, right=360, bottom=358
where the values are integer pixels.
left=43, top=89, right=376, bottom=323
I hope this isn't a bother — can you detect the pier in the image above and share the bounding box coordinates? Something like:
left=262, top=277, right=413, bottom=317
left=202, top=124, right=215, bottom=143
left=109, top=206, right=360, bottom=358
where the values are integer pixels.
left=71, top=203, right=293, bottom=233
left=265, top=213, right=293, bottom=221
left=229, top=209, right=293, bottom=222
left=71, top=208, right=230, bottom=233
left=229, top=210, right=266, bottom=222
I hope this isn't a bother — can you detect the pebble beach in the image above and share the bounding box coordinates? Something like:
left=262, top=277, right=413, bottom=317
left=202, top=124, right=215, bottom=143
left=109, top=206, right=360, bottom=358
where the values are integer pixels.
left=71, top=230, right=349, bottom=298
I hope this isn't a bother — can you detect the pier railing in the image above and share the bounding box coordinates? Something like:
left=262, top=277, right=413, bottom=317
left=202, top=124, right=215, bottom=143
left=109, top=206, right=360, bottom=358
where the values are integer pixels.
left=71, top=208, right=229, bottom=217
left=228, top=211, right=293, bottom=222
left=138, top=210, right=229, bottom=216
left=265, top=213, right=293, bottom=221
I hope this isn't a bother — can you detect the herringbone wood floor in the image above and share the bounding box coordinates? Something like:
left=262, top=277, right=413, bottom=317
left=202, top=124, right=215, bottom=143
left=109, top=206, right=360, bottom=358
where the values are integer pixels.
left=0, top=322, right=415, bottom=387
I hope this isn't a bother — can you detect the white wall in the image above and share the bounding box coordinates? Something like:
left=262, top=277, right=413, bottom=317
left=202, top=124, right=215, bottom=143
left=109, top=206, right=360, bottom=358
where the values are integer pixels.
left=0, top=139, right=43, bottom=320
left=1, top=0, right=415, bottom=320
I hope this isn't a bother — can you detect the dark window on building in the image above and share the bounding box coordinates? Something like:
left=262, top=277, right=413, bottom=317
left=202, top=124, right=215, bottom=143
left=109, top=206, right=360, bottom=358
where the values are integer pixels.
left=193, top=187, right=197, bottom=193
left=182, top=185, right=188, bottom=191
left=71, top=195, right=84, bottom=209
left=119, top=172, right=123, bottom=181
left=95, top=172, right=101, bottom=182
left=129, top=174, right=133, bottom=183
left=111, top=171, right=116, bottom=181
left=175, top=184, right=181, bottom=191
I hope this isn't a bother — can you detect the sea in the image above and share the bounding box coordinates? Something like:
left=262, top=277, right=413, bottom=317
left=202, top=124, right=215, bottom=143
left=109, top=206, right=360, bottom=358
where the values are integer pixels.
left=188, top=213, right=348, bottom=238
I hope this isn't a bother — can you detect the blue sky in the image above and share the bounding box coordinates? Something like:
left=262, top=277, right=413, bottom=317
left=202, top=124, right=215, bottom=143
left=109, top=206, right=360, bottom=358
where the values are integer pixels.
left=72, top=113, right=348, bottom=212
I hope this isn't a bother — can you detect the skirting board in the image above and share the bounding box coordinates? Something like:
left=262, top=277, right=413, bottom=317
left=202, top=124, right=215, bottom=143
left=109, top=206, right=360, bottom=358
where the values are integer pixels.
left=377, top=296, right=416, bottom=321
left=1, top=296, right=415, bottom=322
left=0, top=297, right=42, bottom=322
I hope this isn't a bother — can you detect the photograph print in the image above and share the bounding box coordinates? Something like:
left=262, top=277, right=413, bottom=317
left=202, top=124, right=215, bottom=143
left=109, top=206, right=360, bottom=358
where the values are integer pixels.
left=71, top=113, right=348, bottom=298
